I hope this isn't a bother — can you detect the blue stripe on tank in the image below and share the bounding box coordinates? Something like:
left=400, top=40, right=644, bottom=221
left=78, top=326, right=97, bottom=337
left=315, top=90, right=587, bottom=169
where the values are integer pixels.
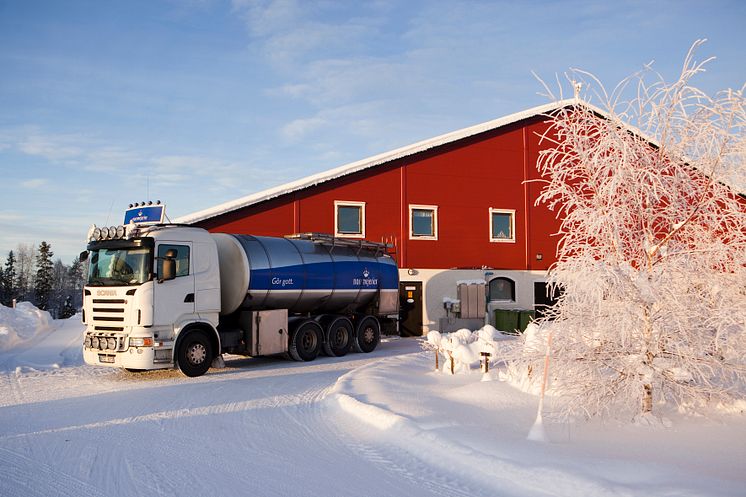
left=250, top=260, right=398, bottom=291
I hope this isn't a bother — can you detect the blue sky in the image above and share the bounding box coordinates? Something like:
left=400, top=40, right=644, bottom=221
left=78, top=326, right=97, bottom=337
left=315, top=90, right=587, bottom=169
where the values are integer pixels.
left=1, top=0, right=744, bottom=263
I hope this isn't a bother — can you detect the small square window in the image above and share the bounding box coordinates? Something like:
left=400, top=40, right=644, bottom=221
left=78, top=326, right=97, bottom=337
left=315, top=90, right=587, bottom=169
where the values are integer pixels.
left=490, top=209, right=516, bottom=243
left=335, top=201, right=365, bottom=238
left=410, top=205, right=438, bottom=239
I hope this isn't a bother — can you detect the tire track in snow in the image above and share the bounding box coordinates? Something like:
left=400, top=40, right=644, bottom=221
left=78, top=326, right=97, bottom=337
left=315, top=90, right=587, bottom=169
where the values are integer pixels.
left=0, top=392, right=308, bottom=440
left=0, top=446, right=103, bottom=497
left=280, top=383, right=482, bottom=497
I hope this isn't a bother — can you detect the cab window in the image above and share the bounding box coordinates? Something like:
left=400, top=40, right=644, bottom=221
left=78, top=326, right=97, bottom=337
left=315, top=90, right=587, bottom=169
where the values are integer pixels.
left=157, top=244, right=190, bottom=278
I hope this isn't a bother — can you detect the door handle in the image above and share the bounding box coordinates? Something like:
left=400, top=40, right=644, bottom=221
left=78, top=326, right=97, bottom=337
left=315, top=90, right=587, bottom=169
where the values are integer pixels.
left=184, top=293, right=195, bottom=303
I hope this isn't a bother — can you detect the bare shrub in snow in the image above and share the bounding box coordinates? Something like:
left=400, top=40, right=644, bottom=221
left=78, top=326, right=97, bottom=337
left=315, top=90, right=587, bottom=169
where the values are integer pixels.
left=517, top=42, right=746, bottom=421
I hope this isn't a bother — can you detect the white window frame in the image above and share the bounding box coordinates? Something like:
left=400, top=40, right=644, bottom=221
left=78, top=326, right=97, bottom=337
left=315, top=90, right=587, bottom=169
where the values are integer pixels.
left=334, top=200, right=366, bottom=238
left=489, top=208, right=516, bottom=243
left=409, top=204, right=438, bottom=240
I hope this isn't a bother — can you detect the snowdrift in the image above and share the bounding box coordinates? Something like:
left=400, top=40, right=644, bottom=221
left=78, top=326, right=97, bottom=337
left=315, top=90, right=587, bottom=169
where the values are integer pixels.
left=0, top=302, right=53, bottom=351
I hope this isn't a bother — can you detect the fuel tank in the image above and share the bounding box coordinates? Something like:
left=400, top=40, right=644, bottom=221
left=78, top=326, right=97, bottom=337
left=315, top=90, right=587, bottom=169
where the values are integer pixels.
left=212, top=233, right=399, bottom=316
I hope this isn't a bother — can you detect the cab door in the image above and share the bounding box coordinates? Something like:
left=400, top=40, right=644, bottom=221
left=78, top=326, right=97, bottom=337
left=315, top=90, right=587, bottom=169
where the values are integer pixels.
left=152, top=242, right=195, bottom=329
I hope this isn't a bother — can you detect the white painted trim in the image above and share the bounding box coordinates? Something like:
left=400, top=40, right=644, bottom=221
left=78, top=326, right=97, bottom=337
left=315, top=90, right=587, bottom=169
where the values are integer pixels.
left=409, top=204, right=438, bottom=240
left=334, top=200, right=366, bottom=238
left=489, top=208, right=516, bottom=243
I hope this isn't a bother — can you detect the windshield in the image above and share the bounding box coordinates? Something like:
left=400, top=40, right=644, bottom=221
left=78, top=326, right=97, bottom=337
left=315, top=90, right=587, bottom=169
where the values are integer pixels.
left=87, top=247, right=152, bottom=286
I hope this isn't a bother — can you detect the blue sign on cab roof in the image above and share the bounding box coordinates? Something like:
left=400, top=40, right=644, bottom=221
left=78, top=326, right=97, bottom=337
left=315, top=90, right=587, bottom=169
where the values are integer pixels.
left=124, top=205, right=165, bottom=225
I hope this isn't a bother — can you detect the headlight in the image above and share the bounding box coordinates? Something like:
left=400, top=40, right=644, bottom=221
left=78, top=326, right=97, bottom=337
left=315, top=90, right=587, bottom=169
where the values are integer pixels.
left=93, top=227, right=102, bottom=240
left=107, top=337, right=117, bottom=350
left=92, top=337, right=100, bottom=349
left=116, top=226, right=125, bottom=238
left=100, top=227, right=109, bottom=239
left=84, top=336, right=92, bottom=348
left=109, top=226, right=117, bottom=239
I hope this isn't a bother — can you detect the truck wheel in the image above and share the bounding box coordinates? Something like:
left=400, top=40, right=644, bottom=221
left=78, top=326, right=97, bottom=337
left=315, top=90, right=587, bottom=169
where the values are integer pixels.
left=289, top=320, right=322, bottom=362
left=322, top=316, right=353, bottom=357
left=177, top=331, right=213, bottom=377
left=353, top=316, right=380, bottom=353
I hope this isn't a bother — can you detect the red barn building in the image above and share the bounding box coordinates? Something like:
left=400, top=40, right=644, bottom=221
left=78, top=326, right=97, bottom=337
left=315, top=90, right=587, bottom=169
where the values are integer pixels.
left=178, top=101, right=576, bottom=335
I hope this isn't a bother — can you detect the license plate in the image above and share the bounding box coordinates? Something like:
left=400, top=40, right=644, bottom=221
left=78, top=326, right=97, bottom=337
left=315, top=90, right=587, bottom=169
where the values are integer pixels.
left=98, top=354, right=115, bottom=364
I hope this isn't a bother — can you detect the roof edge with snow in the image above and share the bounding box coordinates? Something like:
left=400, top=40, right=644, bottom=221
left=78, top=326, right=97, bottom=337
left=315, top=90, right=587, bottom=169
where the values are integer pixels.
left=176, top=99, right=605, bottom=225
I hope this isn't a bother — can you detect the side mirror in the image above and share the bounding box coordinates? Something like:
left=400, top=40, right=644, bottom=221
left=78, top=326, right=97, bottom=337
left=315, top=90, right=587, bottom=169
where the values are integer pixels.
left=79, top=251, right=89, bottom=262
left=161, top=258, right=176, bottom=282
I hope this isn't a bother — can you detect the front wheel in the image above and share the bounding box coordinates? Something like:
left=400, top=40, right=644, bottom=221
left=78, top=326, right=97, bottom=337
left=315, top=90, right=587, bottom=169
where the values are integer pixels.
left=177, top=331, right=212, bottom=377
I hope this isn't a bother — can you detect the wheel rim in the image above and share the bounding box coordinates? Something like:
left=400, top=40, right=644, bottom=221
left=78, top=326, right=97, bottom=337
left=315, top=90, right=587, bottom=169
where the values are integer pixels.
left=332, top=326, right=348, bottom=347
left=301, top=329, right=317, bottom=351
left=187, top=342, right=207, bottom=365
left=362, top=326, right=375, bottom=344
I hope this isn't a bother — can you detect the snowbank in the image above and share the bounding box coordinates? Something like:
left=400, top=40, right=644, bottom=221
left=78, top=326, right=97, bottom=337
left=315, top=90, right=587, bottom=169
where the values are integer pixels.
left=329, top=344, right=746, bottom=497
left=0, top=302, right=53, bottom=351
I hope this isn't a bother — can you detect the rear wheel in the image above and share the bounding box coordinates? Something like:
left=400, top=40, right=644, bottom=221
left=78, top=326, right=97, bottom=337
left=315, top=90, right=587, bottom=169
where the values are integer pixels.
left=353, top=315, right=380, bottom=353
left=177, top=331, right=212, bottom=377
left=289, top=320, right=322, bottom=362
left=321, top=316, right=353, bottom=357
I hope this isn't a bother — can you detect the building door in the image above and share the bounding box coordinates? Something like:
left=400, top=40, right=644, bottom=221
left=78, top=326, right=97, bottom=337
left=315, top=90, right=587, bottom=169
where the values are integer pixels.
left=399, top=281, right=423, bottom=337
left=534, top=282, right=561, bottom=320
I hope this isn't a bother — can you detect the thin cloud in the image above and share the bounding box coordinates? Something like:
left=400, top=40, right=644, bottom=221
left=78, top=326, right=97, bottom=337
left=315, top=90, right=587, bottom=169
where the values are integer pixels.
left=20, top=178, right=48, bottom=189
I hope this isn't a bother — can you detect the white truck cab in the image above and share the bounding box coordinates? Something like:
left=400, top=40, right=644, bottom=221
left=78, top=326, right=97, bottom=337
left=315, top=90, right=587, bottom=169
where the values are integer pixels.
left=82, top=223, right=222, bottom=376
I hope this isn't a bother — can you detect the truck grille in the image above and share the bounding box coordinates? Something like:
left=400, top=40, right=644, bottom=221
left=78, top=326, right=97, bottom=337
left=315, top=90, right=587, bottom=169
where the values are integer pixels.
left=90, top=298, right=126, bottom=332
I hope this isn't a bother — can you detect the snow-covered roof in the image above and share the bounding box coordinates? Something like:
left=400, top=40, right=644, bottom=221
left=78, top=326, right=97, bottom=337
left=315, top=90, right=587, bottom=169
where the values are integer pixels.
left=177, top=99, right=603, bottom=225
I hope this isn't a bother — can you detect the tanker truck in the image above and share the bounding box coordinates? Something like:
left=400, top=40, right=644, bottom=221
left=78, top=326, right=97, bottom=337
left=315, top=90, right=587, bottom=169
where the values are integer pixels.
left=80, top=219, right=399, bottom=377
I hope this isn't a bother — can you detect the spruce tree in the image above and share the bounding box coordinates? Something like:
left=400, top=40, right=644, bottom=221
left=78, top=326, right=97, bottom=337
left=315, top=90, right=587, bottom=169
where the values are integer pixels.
left=1, top=251, right=17, bottom=306
left=34, top=242, right=54, bottom=311
left=68, top=256, right=86, bottom=308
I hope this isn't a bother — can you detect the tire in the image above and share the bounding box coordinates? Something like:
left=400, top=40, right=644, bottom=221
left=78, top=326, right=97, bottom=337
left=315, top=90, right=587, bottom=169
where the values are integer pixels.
left=321, top=316, right=353, bottom=357
left=353, top=315, right=380, bottom=353
left=289, top=320, right=322, bottom=362
left=177, top=331, right=213, bottom=377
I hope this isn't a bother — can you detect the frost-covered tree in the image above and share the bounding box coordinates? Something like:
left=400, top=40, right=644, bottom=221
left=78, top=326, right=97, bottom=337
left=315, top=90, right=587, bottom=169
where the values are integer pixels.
left=521, top=42, right=746, bottom=420
left=15, top=243, right=37, bottom=301
left=34, top=241, right=54, bottom=311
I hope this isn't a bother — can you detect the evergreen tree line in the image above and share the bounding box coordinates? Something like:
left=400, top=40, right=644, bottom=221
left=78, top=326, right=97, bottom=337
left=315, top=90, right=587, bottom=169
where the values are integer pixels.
left=0, top=242, right=87, bottom=319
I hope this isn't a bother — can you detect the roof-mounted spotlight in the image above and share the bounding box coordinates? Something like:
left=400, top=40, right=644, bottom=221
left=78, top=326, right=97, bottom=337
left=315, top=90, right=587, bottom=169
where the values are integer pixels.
left=147, top=200, right=153, bottom=205
left=129, top=203, right=133, bottom=208
left=156, top=200, right=161, bottom=205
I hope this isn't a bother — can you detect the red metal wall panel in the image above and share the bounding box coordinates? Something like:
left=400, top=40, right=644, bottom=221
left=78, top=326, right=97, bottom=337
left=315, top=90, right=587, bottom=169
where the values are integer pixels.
left=196, top=116, right=562, bottom=272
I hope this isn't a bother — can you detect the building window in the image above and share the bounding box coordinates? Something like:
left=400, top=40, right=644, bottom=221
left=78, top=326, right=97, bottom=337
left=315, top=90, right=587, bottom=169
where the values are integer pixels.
left=409, top=204, right=438, bottom=239
left=489, top=277, right=515, bottom=302
left=335, top=201, right=365, bottom=238
left=157, top=244, right=190, bottom=278
left=489, top=208, right=516, bottom=242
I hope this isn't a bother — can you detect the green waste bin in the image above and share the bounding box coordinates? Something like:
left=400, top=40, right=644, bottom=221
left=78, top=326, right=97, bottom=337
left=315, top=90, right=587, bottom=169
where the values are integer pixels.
left=494, top=309, right=535, bottom=334
left=494, top=309, right=520, bottom=334
left=518, top=310, right=535, bottom=332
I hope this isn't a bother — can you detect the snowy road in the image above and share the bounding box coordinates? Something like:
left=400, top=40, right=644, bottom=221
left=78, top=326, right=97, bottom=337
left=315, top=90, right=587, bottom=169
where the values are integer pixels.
left=0, top=338, right=485, bottom=497
left=2, top=314, right=745, bottom=497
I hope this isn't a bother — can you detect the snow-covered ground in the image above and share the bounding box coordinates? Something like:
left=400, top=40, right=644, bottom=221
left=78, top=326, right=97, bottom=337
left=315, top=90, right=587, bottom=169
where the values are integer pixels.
left=1, top=304, right=744, bottom=497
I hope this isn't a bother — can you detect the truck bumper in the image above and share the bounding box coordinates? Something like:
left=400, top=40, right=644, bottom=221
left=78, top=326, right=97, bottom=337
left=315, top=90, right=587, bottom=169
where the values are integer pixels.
left=83, top=345, right=174, bottom=370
